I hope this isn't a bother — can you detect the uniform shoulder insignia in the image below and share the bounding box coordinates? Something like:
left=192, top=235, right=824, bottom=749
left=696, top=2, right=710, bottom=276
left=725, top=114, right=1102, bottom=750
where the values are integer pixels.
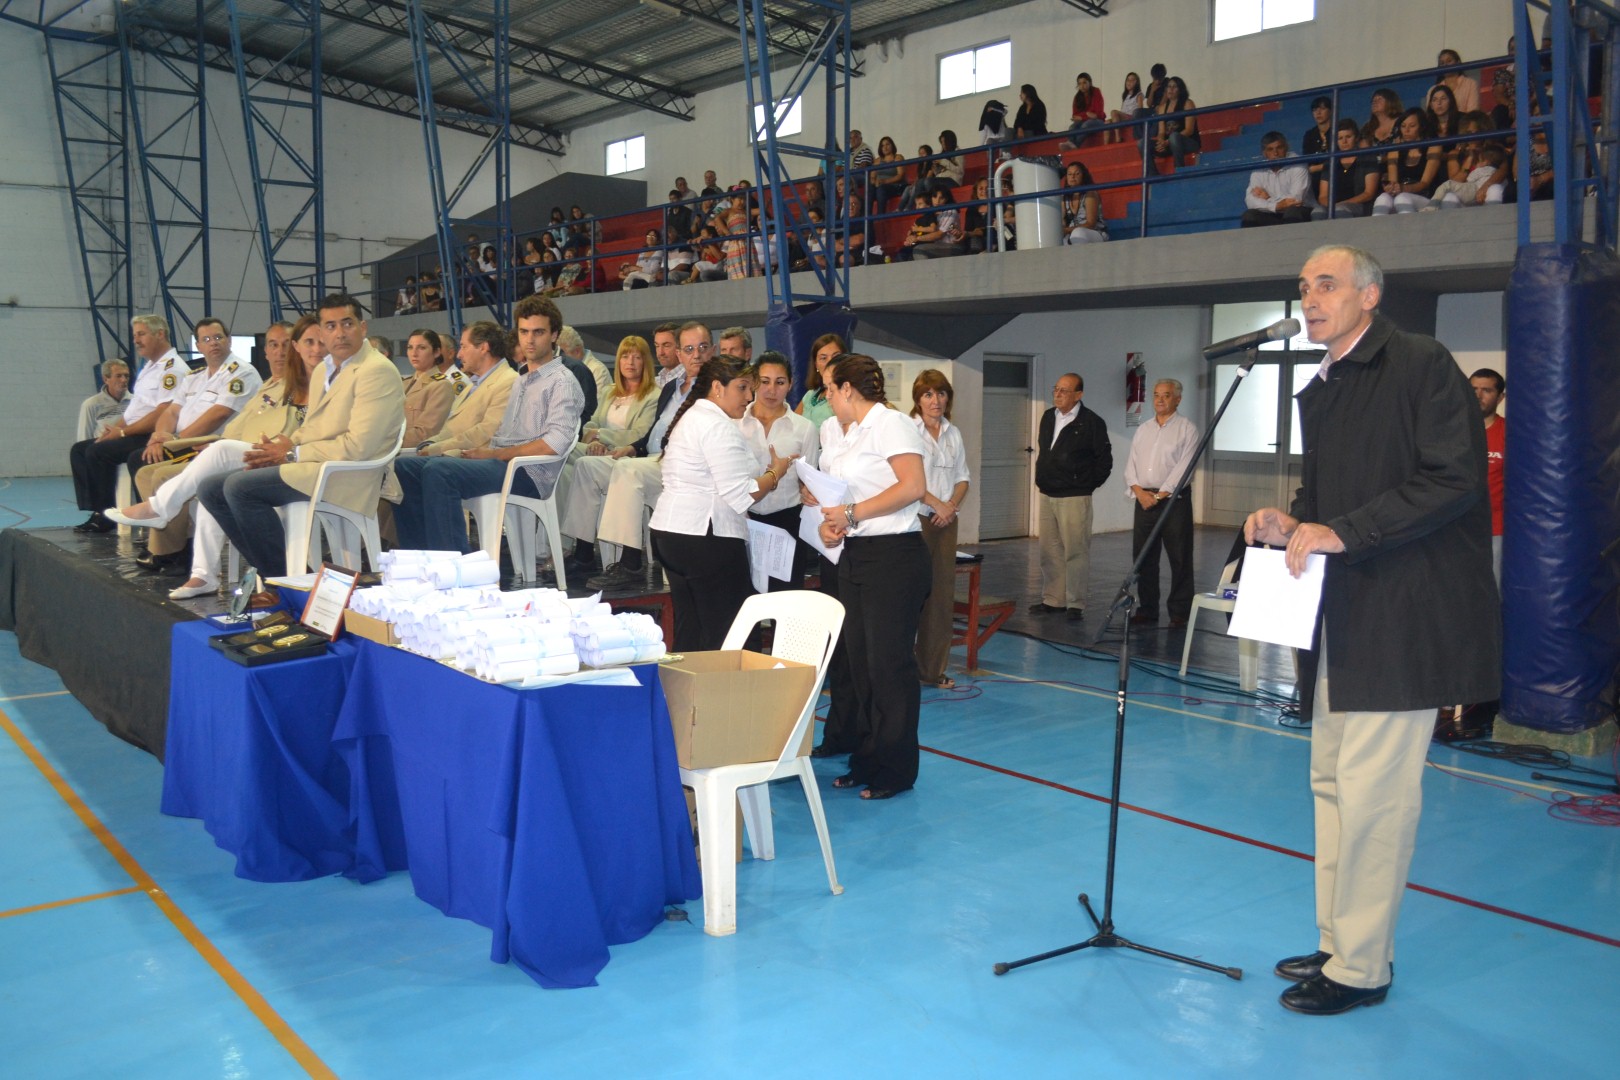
left=227, top=360, right=239, bottom=372
left=432, top=372, right=446, bottom=381
left=453, top=380, right=468, bottom=395
left=228, top=378, right=245, bottom=396
left=161, top=373, right=178, bottom=390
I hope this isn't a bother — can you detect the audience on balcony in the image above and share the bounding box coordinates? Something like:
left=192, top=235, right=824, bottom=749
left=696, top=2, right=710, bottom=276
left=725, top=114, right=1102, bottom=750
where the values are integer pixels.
left=871, top=136, right=907, bottom=209
left=1139, top=63, right=1169, bottom=116
left=1434, top=48, right=1481, bottom=113
left=1060, top=72, right=1107, bottom=149
left=1427, top=83, right=1462, bottom=140
left=978, top=99, right=1009, bottom=146
left=1428, top=113, right=1509, bottom=208
left=1152, top=76, right=1200, bottom=172
left=1312, top=119, right=1381, bottom=219
left=1106, top=71, right=1144, bottom=143
left=619, top=229, right=668, bottom=289
left=1014, top=83, right=1049, bottom=139
left=1063, top=161, right=1109, bottom=242
left=1374, top=108, right=1443, bottom=213
left=1302, top=95, right=1335, bottom=185
left=1241, top=131, right=1314, bottom=228
left=1363, top=88, right=1404, bottom=146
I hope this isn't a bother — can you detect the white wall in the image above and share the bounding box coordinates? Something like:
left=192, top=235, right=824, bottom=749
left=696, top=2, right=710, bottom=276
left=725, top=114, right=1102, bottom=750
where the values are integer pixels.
left=1436, top=291, right=1506, bottom=392
left=554, top=0, right=1512, bottom=192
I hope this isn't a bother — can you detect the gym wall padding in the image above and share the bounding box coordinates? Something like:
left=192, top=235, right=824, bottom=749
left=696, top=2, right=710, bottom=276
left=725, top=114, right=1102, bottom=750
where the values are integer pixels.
left=764, top=303, right=858, bottom=406
left=1501, top=243, right=1620, bottom=733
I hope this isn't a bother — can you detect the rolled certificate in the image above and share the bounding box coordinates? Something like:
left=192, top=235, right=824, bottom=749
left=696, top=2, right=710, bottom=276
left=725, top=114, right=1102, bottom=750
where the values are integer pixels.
left=424, top=559, right=500, bottom=590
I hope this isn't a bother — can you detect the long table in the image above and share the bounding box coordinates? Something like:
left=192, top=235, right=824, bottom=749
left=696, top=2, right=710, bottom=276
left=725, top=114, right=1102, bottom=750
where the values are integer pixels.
left=161, top=621, right=701, bottom=988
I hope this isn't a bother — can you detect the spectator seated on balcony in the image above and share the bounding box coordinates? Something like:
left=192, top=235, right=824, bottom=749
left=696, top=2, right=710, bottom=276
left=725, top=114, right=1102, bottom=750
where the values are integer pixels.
left=834, top=193, right=867, bottom=268
left=964, top=178, right=991, bottom=254
left=1517, top=127, right=1554, bottom=202
left=1138, top=62, right=1168, bottom=118
left=1432, top=48, right=1481, bottom=113
left=871, top=136, right=906, bottom=209
left=898, top=143, right=935, bottom=210
left=932, top=130, right=965, bottom=193
left=567, top=205, right=592, bottom=244
left=1426, top=116, right=1508, bottom=209
left=848, top=128, right=874, bottom=171
left=665, top=190, right=695, bottom=243
left=1488, top=66, right=1514, bottom=131
left=620, top=229, right=668, bottom=290
left=1106, top=71, right=1144, bottom=144
left=912, top=187, right=967, bottom=261
left=1062, top=161, right=1108, bottom=243
left=1427, top=84, right=1462, bottom=148
left=395, top=276, right=418, bottom=316
left=1312, top=119, right=1381, bottom=219
left=420, top=280, right=444, bottom=312
left=1373, top=108, right=1442, bottom=214
left=978, top=100, right=1009, bottom=147
left=519, top=238, right=544, bottom=296
left=891, top=192, right=935, bottom=264
left=1152, top=77, right=1200, bottom=173
left=1240, top=132, right=1313, bottom=228
left=1302, top=95, right=1335, bottom=187
left=1059, top=72, right=1107, bottom=150
left=687, top=225, right=726, bottom=283
left=699, top=169, right=721, bottom=197
left=794, top=206, right=830, bottom=271
left=545, top=206, right=568, bottom=247
left=544, top=238, right=608, bottom=297
left=1013, top=83, right=1048, bottom=139
left=666, top=238, right=695, bottom=284
left=1362, top=87, right=1403, bottom=147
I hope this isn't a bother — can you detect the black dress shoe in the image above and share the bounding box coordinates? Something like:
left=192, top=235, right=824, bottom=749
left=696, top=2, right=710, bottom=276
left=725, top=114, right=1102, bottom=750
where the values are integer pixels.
left=1066, top=607, right=1085, bottom=621
left=1274, top=950, right=1331, bottom=981
left=1128, top=611, right=1158, bottom=625
left=1027, top=601, right=1064, bottom=615
left=74, top=513, right=114, bottom=534
left=810, top=743, right=850, bottom=759
left=1280, top=972, right=1390, bottom=1015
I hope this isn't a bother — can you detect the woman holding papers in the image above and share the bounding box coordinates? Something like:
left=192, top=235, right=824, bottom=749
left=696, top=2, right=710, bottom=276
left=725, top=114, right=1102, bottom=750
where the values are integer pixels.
left=911, top=370, right=970, bottom=690
left=742, top=352, right=820, bottom=590
left=813, top=355, right=929, bottom=801
left=650, top=354, right=794, bottom=651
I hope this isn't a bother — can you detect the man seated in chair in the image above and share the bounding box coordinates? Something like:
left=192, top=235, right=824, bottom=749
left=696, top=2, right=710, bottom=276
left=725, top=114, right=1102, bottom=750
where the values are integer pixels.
left=196, top=294, right=405, bottom=580
left=392, top=296, right=583, bottom=554
left=377, top=318, right=519, bottom=544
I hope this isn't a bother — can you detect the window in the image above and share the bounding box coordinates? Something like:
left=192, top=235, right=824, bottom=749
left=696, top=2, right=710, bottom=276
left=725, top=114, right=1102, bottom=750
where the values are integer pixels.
left=1212, top=0, right=1314, bottom=42
left=938, top=40, right=1011, bottom=101
left=751, top=96, right=802, bottom=141
left=605, top=135, right=645, bottom=176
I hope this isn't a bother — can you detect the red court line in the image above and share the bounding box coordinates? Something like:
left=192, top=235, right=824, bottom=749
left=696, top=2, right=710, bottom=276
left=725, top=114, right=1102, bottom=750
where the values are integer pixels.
left=922, top=744, right=1620, bottom=950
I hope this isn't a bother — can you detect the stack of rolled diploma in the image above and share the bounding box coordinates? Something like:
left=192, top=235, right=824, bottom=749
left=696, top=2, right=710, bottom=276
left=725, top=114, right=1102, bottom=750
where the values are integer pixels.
left=379, top=549, right=500, bottom=591
left=468, top=616, right=579, bottom=682
left=570, top=611, right=667, bottom=667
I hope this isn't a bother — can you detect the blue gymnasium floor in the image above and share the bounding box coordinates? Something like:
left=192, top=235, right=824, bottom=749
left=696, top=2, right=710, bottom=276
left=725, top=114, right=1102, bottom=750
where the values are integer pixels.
left=3, top=476, right=1618, bottom=1079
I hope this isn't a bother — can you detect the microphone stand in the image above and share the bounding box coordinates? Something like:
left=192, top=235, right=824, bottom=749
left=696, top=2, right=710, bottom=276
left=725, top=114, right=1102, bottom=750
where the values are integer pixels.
left=994, top=348, right=1264, bottom=983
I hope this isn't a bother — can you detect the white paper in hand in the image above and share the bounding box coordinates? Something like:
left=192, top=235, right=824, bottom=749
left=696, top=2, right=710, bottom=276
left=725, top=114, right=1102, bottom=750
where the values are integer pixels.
left=793, top=459, right=849, bottom=566
left=1227, top=546, right=1327, bottom=650
left=746, top=519, right=796, bottom=594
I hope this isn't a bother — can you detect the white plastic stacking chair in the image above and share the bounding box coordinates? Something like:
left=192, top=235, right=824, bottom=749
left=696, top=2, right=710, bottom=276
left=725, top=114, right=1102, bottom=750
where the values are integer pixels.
left=683, top=590, right=846, bottom=936
left=282, top=420, right=407, bottom=573
left=462, top=432, right=576, bottom=587
left=1178, top=558, right=1259, bottom=691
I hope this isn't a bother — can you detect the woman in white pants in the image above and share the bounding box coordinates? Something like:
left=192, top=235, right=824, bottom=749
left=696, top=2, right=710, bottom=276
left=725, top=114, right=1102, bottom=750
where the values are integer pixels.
left=106, top=314, right=317, bottom=598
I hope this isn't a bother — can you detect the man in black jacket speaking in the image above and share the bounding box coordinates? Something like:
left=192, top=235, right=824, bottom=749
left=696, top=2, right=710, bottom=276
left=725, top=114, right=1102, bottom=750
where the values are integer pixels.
left=1031, top=372, right=1113, bottom=621
left=1246, top=244, right=1498, bottom=1016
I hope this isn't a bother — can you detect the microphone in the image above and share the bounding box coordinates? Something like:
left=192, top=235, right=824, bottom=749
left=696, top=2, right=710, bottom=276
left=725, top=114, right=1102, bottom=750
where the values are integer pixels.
left=1202, top=318, right=1301, bottom=361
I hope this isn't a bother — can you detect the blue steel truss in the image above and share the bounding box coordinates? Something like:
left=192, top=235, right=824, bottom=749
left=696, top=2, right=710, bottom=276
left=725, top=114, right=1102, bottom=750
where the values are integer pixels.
left=1517, top=0, right=1620, bottom=250
left=45, top=22, right=132, bottom=369
left=409, top=0, right=511, bottom=335
left=119, top=0, right=211, bottom=338
left=225, top=0, right=324, bottom=320
left=737, top=0, right=853, bottom=313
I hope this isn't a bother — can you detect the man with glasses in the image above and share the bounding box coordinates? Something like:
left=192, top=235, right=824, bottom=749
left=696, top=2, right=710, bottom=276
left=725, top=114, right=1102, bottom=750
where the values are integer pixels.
left=196, top=294, right=405, bottom=581
left=560, top=321, right=710, bottom=588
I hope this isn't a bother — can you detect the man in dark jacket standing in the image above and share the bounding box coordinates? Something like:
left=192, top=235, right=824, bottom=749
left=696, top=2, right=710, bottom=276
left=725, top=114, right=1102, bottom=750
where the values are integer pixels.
left=1246, top=245, right=1499, bottom=1016
left=1032, top=372, right=1113, bottom=620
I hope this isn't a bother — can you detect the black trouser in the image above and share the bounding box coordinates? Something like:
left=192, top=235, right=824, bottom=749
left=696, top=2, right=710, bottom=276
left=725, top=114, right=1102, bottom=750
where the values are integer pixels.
left=1240, top=206, right=1313, bottom=228
left=747, top=504, right=816, bottom=592
left=1132, top=494, right=1194, bottom=621
left=840, top=532, right=931, bottom=792
left=815, top=552, right=860, bottom=753
left=650, top=527, right=753, bottom=652
left=69, top=434, right=146, bottom=512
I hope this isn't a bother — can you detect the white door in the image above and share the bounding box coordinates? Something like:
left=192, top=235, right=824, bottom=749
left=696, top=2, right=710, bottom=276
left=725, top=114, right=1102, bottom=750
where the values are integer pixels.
left=979, top=353, right=1034, bottom=539
left=1204, top=356, right=1322, bottom=526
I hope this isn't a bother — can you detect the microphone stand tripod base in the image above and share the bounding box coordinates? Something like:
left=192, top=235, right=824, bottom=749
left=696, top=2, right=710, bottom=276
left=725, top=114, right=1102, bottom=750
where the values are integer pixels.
left=992, top=894, right=1242, bottom=978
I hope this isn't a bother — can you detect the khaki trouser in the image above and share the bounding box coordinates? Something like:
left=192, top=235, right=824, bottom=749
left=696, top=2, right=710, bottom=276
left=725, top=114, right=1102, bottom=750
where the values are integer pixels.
left=1311, top=632, right=1434, bottom=989
left=1037, top=492, right=1092, bottom=610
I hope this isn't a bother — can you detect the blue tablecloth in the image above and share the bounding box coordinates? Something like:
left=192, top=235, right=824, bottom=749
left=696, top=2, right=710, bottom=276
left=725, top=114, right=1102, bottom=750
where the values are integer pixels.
left=160, top=621, right=701, bottom=988
left=332, top=643, right=700, bottom=988
left=161, top=621, right=361, bottom=881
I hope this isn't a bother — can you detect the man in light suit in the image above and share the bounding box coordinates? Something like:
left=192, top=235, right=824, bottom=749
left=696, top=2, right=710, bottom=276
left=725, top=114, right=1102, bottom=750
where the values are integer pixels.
left=197, top=293, right=406, bottom=578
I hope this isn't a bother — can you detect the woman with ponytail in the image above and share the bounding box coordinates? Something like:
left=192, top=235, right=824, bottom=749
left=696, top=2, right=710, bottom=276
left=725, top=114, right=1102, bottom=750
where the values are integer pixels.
left=811, top=354, right=930, bottom=801
left=650, top=354, right=795, bottom=650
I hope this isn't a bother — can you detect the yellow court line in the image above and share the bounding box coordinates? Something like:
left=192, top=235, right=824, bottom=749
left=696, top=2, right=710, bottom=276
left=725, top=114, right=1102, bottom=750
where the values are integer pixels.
left=0, top=885, right=142, bottom=920
left=0, top=690, right=72, bottom=703
left=973, top=667, right=1575, bottom=796
left=0, top=706, right=336, bottom=1080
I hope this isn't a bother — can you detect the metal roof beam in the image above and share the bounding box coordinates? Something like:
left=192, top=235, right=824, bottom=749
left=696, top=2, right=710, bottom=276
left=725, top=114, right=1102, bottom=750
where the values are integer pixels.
left=643, top=0, right=860, bottom=75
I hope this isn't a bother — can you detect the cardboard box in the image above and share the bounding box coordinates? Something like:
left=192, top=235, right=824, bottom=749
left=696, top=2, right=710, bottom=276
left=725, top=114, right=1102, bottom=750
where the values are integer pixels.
left=343, top=610, right=400, bottom=646
left=684, top=786, right=743, bottom=864
left=659, top=650, right=818, bottom=769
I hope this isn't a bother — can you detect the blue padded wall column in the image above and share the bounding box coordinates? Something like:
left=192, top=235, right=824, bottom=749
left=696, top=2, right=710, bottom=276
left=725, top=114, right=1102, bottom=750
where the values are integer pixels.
left=1501, top=244, right=1620, bottom=733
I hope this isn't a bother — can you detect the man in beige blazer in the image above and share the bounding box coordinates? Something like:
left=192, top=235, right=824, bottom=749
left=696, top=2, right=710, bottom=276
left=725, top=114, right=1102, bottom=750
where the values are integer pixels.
left=197, top=293, right=406, bottom=577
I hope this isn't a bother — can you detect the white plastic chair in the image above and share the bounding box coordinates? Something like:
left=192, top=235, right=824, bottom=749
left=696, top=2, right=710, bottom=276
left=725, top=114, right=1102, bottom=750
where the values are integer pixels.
left=228, top=421, right=407, bottom=581
left=462, top=432, right=576, bottom=587
left=1178, top=558, right=1259, bottom=691
left=683, top=590, right=846, bottom=936
left=114, top=470, right=135, bottom=538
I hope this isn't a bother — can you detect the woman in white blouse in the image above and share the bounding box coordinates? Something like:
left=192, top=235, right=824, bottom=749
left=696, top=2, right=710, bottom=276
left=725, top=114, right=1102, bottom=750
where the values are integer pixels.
left=650, top=355, right=794, bottom=651
left=741, top=352, right=820, bottom=590
left=813, top=355, right=929, bottom=801
left=910, top=370, right=970, bottom=690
